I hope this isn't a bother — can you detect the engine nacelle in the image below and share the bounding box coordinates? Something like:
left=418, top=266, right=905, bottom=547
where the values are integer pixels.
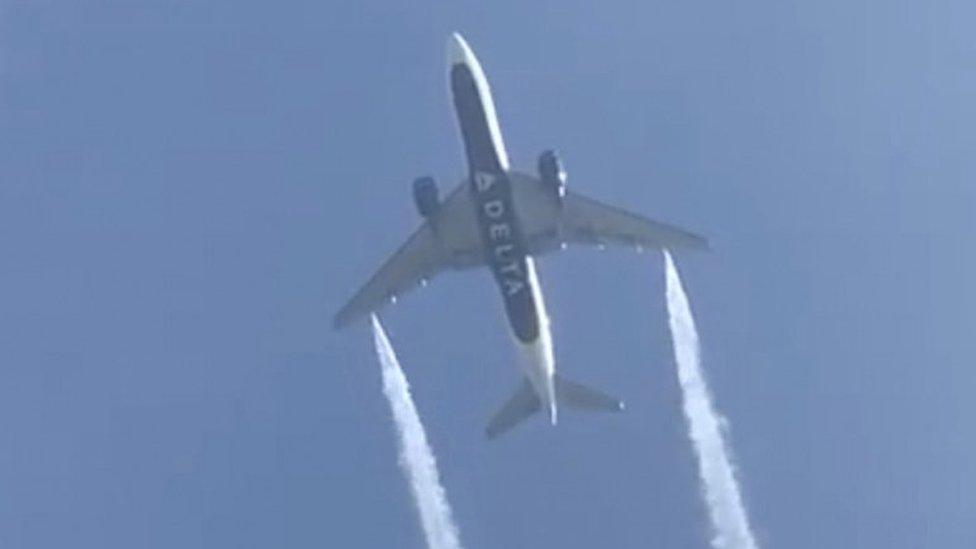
left=413, top=176, right=440, bottom=219
left=538, top=150, right=567, bottom=200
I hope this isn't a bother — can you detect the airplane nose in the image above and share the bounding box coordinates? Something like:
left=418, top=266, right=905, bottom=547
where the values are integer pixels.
left=447, top=32, right=471, bottom=67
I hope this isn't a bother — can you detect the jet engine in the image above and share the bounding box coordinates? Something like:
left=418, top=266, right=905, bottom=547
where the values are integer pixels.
left=413, top=176, right=440, bottom=219
left=538, top=150, right=567, bottom=200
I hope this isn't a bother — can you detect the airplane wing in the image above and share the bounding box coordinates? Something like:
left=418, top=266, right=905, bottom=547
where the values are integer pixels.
left=558, top=191, right=709, bottom=251
left=334, top=224, right=443, bottom=329
left=334, top=184, right=483, bottom=329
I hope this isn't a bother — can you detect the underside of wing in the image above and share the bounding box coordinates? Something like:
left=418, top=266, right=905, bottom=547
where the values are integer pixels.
left=333, top=223, right=444, bottom=329
left=334, top=183, right=483, bottom=329
left=560, top=192, right=709, bottom=251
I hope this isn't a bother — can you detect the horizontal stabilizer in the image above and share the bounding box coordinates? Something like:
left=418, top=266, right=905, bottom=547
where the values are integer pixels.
left=555, top=375, right=625, bottom=413
left=486, top=380, right=540, bottom=439
left=485, top=376, right=624, bottom=439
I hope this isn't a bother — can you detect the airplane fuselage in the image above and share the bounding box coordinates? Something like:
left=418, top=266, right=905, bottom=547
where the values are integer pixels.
left=449, top=34, right=558, bottom=423
left=470, top=172, right=534, bottom=340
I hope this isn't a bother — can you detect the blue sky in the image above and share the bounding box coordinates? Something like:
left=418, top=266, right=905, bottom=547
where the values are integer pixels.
left=1, top=1, right=974, bottom=547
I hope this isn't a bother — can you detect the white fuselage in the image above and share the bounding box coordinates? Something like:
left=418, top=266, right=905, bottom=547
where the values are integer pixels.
left=447, top=33, right=558, bottom=424
left=514, top=257, right=557, bottom=424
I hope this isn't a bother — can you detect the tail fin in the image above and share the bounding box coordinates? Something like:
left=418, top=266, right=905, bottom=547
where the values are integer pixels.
left=555, top=375, right=625, bottom=413
left=485, top=376, right=624, bottom=439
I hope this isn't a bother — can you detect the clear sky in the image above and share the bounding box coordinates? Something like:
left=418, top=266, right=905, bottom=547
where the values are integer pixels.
left=2, top=1, right=974, bottom=547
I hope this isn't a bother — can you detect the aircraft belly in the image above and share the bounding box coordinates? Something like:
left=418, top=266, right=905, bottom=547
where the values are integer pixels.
left=512, top=325, right=555, bottom=402
left=447, top=36, right=554, bottom=390
left=451, top=64, right=507, bottom=175
left=448, top=34, right=510, bottom=175
left=468, top=170, right=540, bottom=343
left=512, top=258, right=557, bottom=417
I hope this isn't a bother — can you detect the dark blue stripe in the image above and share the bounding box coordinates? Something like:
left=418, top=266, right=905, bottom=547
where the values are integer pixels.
left=450, top=65, right=503, bottom=175
left=471, top=172, right=539, bottom=343
left=452, top=64, right=539, bottom=343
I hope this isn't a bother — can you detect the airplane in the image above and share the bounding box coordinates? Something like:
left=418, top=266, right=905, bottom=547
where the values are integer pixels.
left=335, top=33, right=708, bottom=438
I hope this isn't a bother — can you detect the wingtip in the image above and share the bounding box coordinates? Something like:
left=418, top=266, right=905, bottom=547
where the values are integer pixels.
left=682, top=233, right=710, bottom=252
left=332, top=309, right=357, bottom=331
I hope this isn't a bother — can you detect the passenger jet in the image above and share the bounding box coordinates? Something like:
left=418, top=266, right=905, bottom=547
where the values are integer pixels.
left=335, top=33, right=707, bottom=438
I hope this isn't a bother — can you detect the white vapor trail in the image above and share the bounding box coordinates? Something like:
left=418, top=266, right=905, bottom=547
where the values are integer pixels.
left=663, top=252, right=759, bottom=549
left=370, top=315, right=463, bottom=549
